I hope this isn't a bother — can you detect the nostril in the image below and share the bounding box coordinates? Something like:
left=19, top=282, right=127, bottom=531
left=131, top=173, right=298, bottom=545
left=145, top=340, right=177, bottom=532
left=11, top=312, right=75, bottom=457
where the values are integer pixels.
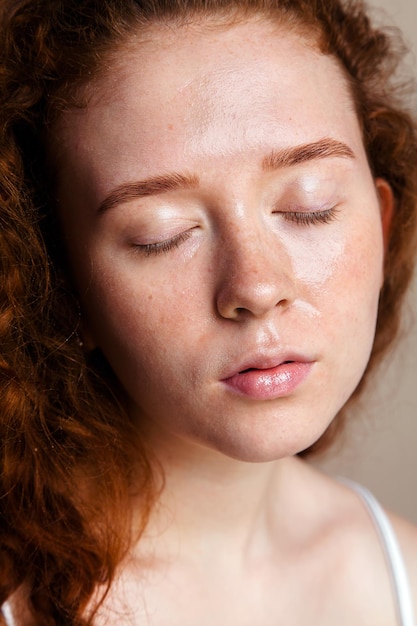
left=216, top=268, right=296, bottom=320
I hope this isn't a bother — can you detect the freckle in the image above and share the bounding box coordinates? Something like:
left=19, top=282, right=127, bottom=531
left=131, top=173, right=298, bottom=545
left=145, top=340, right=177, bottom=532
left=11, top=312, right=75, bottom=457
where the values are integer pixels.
left=148, top=294, right=153, bottom=301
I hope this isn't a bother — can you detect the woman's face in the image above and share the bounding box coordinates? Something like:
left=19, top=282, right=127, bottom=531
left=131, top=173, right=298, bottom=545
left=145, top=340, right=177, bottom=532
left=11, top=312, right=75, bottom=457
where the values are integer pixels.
left=55, top=18, right=391, bottom=462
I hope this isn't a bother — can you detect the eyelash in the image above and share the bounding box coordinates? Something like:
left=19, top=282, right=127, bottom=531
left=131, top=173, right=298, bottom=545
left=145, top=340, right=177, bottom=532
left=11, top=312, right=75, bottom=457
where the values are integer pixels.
left=135, top=207, right=338, bottom=256
left=135, top=230, right=193, bottom=256
left=282, top=207, right=339, bottom=226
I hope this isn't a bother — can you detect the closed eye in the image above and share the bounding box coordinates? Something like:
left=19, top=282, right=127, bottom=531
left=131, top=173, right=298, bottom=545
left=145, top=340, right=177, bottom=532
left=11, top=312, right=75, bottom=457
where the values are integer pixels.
left=282, top=207, right=340, bottom=226
left=133, top=229, right=194, bottom=256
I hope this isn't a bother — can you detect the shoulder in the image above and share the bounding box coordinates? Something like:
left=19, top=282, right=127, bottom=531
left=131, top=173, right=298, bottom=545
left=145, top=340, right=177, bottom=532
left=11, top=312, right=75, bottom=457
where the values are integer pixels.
left=284, top=460, right=411, bottom=624
left=317, top=467, right=417, bottom=623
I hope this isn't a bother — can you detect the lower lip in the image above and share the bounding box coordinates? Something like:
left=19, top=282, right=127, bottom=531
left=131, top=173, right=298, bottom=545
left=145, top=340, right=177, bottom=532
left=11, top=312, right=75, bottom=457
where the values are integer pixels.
left=222, top=362, right=313, bottom=400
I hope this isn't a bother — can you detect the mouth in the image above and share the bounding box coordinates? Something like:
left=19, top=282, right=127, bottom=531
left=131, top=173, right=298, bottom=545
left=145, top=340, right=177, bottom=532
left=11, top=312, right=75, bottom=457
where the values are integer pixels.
left=239, top=360, right=294, bottom=374
left=221, top=358, right=313, bottom=400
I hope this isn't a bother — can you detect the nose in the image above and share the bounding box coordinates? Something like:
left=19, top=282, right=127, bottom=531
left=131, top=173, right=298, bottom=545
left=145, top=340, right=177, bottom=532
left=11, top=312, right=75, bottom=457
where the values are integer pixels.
left=215, top=227, right=296, bottom=321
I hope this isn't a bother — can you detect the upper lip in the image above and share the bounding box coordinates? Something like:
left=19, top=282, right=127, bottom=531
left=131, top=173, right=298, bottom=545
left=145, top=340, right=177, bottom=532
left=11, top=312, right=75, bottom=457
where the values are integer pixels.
left=221, top=352, right=313, bottom=380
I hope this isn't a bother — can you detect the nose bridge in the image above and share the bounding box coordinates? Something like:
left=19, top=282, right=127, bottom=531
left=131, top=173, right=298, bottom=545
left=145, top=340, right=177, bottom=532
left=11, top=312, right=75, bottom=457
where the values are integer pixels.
left=215, top=214, right=295, bottom=320
left=230, top=224, right=273, bottom=281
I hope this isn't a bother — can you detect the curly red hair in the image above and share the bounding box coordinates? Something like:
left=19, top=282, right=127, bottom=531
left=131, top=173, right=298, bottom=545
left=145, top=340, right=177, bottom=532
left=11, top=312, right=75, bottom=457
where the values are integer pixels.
left=0, top=0, right=416, bottom=623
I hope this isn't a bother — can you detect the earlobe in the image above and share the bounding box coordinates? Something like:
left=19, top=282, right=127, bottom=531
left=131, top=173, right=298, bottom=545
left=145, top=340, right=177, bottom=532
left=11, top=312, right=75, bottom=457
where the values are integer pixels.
left=375, top=177, right=394, bottom=253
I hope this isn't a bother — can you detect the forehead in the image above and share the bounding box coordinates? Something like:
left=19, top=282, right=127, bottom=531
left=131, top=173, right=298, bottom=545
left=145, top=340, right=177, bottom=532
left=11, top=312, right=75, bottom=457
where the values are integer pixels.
left=53, top=18, right=361, bottom=194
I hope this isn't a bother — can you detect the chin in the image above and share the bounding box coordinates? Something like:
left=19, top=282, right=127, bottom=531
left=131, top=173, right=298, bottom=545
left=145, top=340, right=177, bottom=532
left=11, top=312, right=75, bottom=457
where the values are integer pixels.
left=202, top=427, right=326, bottom=464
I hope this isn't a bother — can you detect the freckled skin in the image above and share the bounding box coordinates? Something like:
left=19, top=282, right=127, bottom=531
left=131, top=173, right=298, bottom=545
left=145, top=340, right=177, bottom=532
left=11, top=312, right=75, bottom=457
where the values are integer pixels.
left=56, top=19, right=391, bottom=462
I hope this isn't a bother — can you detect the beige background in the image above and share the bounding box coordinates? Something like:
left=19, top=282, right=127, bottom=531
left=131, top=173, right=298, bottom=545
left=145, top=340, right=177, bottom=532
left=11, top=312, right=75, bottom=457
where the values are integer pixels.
left=317, top=0, right=417, bottom=523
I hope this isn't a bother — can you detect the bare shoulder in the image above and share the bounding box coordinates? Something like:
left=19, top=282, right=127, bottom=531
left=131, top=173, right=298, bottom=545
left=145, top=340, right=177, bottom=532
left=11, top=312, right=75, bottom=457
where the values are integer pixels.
left=288, top=460, right=412, bottom=624
left=319, top=468, right=417, bottom=623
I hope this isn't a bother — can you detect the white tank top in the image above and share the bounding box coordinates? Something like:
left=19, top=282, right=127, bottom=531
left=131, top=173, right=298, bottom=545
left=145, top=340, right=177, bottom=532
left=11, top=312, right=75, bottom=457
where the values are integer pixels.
left=1, top=481, right=415, bottom=625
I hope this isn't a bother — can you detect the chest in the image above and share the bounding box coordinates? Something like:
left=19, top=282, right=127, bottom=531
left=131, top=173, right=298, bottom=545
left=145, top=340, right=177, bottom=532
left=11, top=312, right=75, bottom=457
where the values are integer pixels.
left=91, top=547, right=397, bottom=626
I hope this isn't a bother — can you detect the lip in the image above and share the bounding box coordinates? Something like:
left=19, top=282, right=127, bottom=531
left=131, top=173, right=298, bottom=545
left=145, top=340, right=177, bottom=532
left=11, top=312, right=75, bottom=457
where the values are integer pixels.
left=221, top=356, right=314, bottom=400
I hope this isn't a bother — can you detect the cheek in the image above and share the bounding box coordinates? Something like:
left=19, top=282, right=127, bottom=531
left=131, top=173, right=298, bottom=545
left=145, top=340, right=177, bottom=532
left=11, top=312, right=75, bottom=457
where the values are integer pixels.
left=289, top=218, right=383, bottom=301
left=288, top=217, right=384, bottom=369
left=81, top=261, right=193, bottom=361
left=290, top=234, right=346, bottom=288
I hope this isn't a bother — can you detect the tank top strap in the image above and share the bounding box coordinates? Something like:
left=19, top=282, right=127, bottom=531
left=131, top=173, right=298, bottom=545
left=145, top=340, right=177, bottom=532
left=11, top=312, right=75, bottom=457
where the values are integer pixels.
left=341, top=478, right=416, bottom=626
left=0, top=601, right=15, bottom=626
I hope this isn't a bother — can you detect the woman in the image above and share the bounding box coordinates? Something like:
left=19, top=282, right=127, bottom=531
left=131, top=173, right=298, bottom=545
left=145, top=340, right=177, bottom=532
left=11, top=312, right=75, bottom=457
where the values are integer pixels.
left=1, top=0, right=417, bottom=624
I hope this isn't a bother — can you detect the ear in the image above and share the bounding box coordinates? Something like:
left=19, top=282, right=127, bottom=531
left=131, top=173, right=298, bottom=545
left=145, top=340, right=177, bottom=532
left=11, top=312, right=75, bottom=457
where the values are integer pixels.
left=375, top=177, right=394, bottom=254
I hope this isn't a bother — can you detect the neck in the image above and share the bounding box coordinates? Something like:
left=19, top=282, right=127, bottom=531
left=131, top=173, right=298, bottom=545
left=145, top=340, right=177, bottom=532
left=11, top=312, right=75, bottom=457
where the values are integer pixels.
left=134, top=435, right=299, bottom=563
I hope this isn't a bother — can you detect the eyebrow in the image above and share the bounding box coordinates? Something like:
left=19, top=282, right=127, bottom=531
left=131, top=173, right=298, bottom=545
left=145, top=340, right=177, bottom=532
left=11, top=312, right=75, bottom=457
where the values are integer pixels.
left=262, top=137, right=355, bottom=170
left=97, top=172, right=199, bottom=214
left=97, top=137, right=355, bottom=214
